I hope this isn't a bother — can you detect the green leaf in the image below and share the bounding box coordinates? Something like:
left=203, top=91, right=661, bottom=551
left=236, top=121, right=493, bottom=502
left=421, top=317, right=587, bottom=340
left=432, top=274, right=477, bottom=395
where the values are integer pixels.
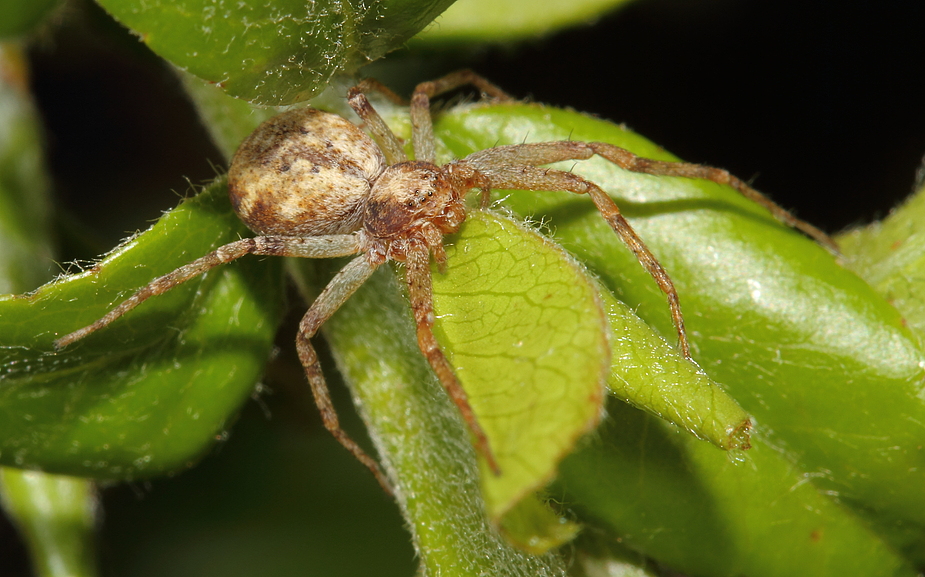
left=433, top=102, right=925, bottom=537
left=430, top=211, right=608, bottom=520
left=415, top=0, right=635, bottom=43
left=837, top=182, right=925, bottom=346
left=599, top=282, right=751, bottom=451
left=303, top=210, right=606, bottom=562
left=497, top=494, right=579, bottom=555
left=559, top=400, right=919, bottom=577
left=303, top=220, right=570, bottom=575
left=0, top=470, right=97, bottom=577
left=0, top=181, right=284, bottom=479
left=317, top=204, right=750, bottom=562
left=0, top=0, right=61, bottom=38
left=6, top=66, right=922, bottom=572
left=94, top=0, right=458, bottom=105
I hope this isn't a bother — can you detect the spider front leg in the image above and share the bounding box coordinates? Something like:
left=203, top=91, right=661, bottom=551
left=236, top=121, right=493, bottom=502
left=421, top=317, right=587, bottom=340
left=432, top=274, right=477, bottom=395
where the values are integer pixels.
left=403, top=243, right=502, bottom=475
left=54, top=235, right=362, bottom=349
left=463, top=141, right=837, bottom=251
left=585, top=142, right=838, bottom=252
left=456, top=139, right=840, bottom=356
left=450, top=158, right=691, bottom=358
left=295, top=254, right=394, bottom=493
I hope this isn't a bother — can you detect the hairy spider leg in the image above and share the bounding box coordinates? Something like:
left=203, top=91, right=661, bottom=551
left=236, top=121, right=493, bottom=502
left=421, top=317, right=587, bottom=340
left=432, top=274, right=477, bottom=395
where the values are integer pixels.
left=407, top=77, right=509, bottom=473
left=348, top=70, right=512, bottom=167
left=349, top=77, right=408, bottom=106
left=402, top=241, right=501, bottom=475
left=457, top=142, right=691, bottom=357
left=53, top=235, right=362, bottom=349
left=449, top=157, right=690, bottom=358
left=347, top=82, right=408, bottom=165
left=461, top=140, right=836, bottom=249
left=346, top=79, right=503, bottom=474
left=410, top=70, right=512, bottom=164
left=586, top=142, right=838, bottom=252
left=295, top=254, right=394, bottom=493
left=54, top=232, right=394, bottom=490
left=457, top=139, right=840, bottom=356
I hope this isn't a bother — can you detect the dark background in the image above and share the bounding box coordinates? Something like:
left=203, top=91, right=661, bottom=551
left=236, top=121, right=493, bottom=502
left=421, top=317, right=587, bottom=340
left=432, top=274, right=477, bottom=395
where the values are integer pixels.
left=5, top=0, right=925, bottom=573
left=473, top=0, right=925, bottom=232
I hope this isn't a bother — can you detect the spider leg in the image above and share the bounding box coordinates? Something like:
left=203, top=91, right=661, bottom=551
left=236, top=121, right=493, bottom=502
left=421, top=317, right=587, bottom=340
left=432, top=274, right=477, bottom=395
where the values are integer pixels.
left=455, top=160, right=691, bottom=358
left=349, top=78, right=408, bottom=106
left=410, top=70, right=512, bottom=164
left=588, top=142, right=837, bottom=251
left=295, top=254, right=394, bottom=493
left=462, top=141, right=838, bottom=251
left=54, top=235, right=361, bottom=349
left=347, top=84, right=408, bottom=165
left=403, top=243, right=502, bottom=475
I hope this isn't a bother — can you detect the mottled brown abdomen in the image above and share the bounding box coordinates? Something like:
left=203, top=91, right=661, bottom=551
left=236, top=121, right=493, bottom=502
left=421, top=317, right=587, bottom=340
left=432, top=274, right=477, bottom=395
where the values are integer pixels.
left=228, top=107, right=386, bottom=236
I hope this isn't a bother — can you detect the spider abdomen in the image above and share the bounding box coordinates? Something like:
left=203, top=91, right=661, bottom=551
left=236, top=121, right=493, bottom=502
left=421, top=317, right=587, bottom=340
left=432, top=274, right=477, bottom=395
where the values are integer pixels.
left=228, top=108, right=386, bottom=236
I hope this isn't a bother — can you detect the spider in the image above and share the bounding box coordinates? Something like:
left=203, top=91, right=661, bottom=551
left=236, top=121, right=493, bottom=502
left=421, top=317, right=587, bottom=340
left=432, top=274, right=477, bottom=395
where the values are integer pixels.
left=54, top=70, right=834, bottom=493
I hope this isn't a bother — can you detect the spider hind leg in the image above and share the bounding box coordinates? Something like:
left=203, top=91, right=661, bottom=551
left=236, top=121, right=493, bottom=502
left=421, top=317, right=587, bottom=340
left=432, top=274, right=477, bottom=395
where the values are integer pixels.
left=295, top=254, right=394, bottom=494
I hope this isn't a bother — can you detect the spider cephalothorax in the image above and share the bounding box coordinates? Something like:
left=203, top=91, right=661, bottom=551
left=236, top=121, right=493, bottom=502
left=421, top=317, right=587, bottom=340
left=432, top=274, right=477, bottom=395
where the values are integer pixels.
left=55, top=70, right=833, bottom=493
left=360, top=160, right=467, bottom=264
